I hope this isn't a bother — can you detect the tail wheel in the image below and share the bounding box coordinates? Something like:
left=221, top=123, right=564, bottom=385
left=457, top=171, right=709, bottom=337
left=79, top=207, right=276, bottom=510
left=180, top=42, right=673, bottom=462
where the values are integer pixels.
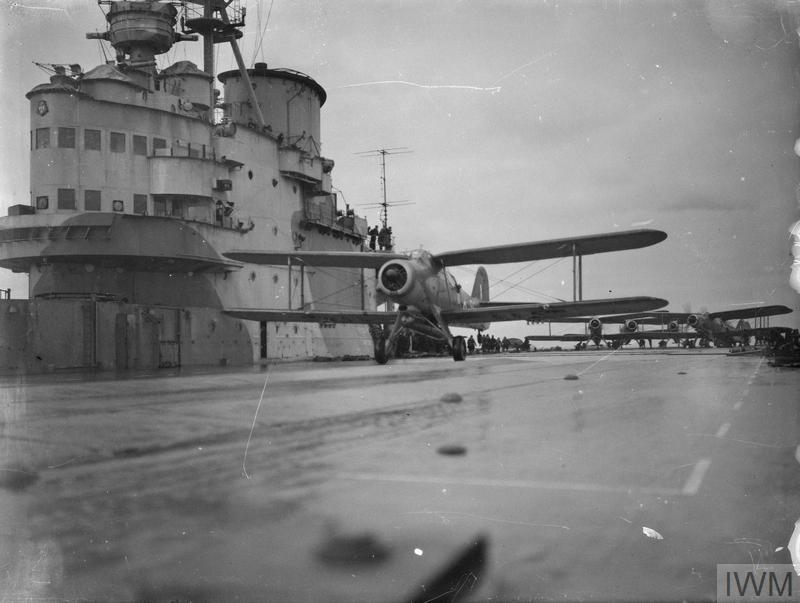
left=452, top=336, right=467, bottom=361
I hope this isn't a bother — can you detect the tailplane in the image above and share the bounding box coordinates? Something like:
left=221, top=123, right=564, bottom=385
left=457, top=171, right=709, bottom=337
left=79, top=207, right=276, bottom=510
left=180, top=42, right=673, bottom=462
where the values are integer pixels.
left=472, top=266, right=490, bottom=302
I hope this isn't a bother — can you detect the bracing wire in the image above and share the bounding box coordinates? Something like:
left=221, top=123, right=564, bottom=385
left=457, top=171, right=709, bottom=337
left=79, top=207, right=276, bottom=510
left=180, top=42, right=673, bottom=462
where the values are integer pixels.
left=491, top=257, right=568, bottom=300
left=454, top=257, right=567, bottom=302
left=250, top=0, right=276, bottom=66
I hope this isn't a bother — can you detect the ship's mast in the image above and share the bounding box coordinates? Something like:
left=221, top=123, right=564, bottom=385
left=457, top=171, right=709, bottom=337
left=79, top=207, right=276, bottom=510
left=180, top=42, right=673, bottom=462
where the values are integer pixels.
left=181, top=0, right=265, bottom=127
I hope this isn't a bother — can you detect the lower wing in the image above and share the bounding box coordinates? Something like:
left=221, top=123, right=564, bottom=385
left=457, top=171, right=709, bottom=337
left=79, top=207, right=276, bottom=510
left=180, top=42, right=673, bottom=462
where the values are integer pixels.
left=224, top=308, right=398, bottom=324
left=442, top=296, right=668, bottom=324
left=525, top=334, right=587, bottom=342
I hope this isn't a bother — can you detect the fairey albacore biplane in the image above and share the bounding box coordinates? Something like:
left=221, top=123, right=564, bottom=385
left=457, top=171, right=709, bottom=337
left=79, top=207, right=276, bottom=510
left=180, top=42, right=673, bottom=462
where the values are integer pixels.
left=224, top=229, right=668, bottom=363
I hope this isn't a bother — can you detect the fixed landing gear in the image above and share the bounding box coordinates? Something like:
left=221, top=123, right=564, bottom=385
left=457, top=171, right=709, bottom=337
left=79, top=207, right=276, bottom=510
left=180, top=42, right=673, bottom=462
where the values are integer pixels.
left=370, top=323, right=393, bottom=364
left=452, top=336, right=467, bottom=361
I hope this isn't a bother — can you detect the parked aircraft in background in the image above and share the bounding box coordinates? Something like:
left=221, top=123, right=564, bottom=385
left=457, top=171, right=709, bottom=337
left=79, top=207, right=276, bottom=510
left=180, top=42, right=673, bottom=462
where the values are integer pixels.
left=526, top=305, right=793, bottom=349
left=526, top=314, right=661, bottom=349
left=636, top=305, right=793, bottom=347
left=224, top=229, right=668, bottom=363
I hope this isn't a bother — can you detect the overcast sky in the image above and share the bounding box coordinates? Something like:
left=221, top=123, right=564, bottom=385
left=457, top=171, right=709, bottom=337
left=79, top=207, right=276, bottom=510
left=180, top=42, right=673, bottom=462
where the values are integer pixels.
left=2, top=0, right=799, bottom=337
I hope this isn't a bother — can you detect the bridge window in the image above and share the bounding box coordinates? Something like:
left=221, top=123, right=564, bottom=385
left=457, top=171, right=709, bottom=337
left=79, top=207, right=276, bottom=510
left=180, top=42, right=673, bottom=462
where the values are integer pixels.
left=57, top=188, right=76, bottom=210
left=36, top=196, right=49, bottom=210
left=133, top=194, right=148, bottom=215
left=171, top=199, right=184, bottom=218
left=153, top=198, right=167, bottom=216
left=84, top=129, right=101, bottom=151
left=133, top=135, right=147, bottom=156
left=35, top=128, right=50, bottom=149
left=110, top=131, right=126, bottom=153
left=153, top=137, right=167, bottom=155
left=58, top=127, right=75, bottom=149
left=112, top=200, right=124, bottom=212
left=84, top=190, right=101, bottom=211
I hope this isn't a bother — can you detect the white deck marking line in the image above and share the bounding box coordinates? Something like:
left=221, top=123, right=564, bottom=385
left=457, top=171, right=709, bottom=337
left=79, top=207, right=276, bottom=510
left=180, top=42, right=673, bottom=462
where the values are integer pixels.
left=681, top=458, right=712, bottom=496
left=732, top=355, right=764, bottom=412
left=336, top=472, right=683, bottom=497
left=242, top=366, right=271, bottom=480
left=716, top=422, right=731, bottom=439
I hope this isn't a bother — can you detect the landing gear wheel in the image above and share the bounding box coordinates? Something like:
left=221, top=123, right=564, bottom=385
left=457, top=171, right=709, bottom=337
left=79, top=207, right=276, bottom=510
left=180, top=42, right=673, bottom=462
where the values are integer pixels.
left=452, top=336, right=467, bottom=361
left=374, top=338, right=389, bottom=364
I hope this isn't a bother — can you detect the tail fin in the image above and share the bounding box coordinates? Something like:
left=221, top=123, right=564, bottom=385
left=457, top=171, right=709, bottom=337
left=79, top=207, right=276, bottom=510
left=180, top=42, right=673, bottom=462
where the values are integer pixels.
left=472, top=266, right=490, bottom=302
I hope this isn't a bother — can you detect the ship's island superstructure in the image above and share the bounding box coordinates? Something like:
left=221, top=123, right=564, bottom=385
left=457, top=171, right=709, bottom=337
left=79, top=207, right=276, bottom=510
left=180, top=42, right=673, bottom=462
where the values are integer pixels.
left=0, top=0, right=379, bottom=372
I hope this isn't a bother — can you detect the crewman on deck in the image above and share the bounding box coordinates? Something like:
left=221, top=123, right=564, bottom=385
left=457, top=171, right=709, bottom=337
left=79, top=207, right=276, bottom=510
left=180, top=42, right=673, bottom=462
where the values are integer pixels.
left=378, top=226, right=393, bottom=250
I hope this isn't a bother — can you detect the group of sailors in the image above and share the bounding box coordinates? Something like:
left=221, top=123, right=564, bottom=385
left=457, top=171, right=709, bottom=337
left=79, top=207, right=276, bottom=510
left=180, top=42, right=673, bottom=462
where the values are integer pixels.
left=470, top=333, right=530, bottom=354
left=368, top=226, right=393, bottom=251
left=764, top=328, right=800, bottom=366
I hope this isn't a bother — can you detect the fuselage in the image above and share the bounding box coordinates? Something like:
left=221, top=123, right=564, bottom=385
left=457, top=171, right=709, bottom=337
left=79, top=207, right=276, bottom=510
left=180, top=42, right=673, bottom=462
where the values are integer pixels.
left=687, top=314, right=750, bottom=346
left=376, top=249, right=488, bottom=333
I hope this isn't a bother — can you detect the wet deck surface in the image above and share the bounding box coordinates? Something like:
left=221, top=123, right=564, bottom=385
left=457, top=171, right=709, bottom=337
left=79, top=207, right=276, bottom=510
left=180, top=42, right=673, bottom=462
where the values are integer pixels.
left=2, top=349, right=799, bottom=601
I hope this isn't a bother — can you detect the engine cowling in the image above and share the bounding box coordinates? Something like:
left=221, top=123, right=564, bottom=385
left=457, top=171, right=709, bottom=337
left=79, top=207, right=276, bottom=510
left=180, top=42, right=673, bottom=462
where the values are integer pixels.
left=668, top=321, right=679, bottom=331
left=587, top=317, right=602, bottom=333
left=377, top=260, right=414, bottom=297
left=687, top=314, right=700, bottom=327
left=621, top=319, right=638, bottom=333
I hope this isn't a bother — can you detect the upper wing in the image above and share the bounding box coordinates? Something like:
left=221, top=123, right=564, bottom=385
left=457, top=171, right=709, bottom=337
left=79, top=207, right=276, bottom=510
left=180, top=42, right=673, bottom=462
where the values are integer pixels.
left=441, top=296, right=668, bottom=323
left=224, top=308, right=398, bottom=324
left=432, top=229, right=667, bottom=266
left=223, top=250, right=405, bottom=269
left=709, top=305, right=793, bottom=321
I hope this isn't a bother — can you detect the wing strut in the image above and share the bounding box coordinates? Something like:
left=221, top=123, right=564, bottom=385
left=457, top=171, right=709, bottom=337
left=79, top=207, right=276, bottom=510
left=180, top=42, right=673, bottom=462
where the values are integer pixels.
left=572, top=243, right=583, bottom=302
left=286, top=257, right=306, bottom=310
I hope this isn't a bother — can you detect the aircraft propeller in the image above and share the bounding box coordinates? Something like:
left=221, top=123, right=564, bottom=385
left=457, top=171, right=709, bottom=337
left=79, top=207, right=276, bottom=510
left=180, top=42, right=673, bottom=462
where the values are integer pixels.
left=381, top=265, right=408, bottom=291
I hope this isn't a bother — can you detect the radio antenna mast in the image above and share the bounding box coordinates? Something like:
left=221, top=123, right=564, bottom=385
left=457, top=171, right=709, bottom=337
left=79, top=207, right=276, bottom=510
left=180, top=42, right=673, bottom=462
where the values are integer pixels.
left=356, top=147, right=413, bottom=229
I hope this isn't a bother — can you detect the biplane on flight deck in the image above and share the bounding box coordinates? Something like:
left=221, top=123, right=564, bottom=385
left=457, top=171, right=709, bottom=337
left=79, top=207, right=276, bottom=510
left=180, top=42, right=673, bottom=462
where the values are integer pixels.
left=224, top=229, right=669, bottom=363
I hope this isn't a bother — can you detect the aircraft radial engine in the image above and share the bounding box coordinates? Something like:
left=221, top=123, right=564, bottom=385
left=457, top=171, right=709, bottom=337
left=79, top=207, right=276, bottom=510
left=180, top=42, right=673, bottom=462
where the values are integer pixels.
left=377, top=260, right=414, bottom=296
left=687, top=314, right=702, bottom=328
left=621, top=319, right=638, bottom=333
left=588, top=317, right=603, bottom=334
